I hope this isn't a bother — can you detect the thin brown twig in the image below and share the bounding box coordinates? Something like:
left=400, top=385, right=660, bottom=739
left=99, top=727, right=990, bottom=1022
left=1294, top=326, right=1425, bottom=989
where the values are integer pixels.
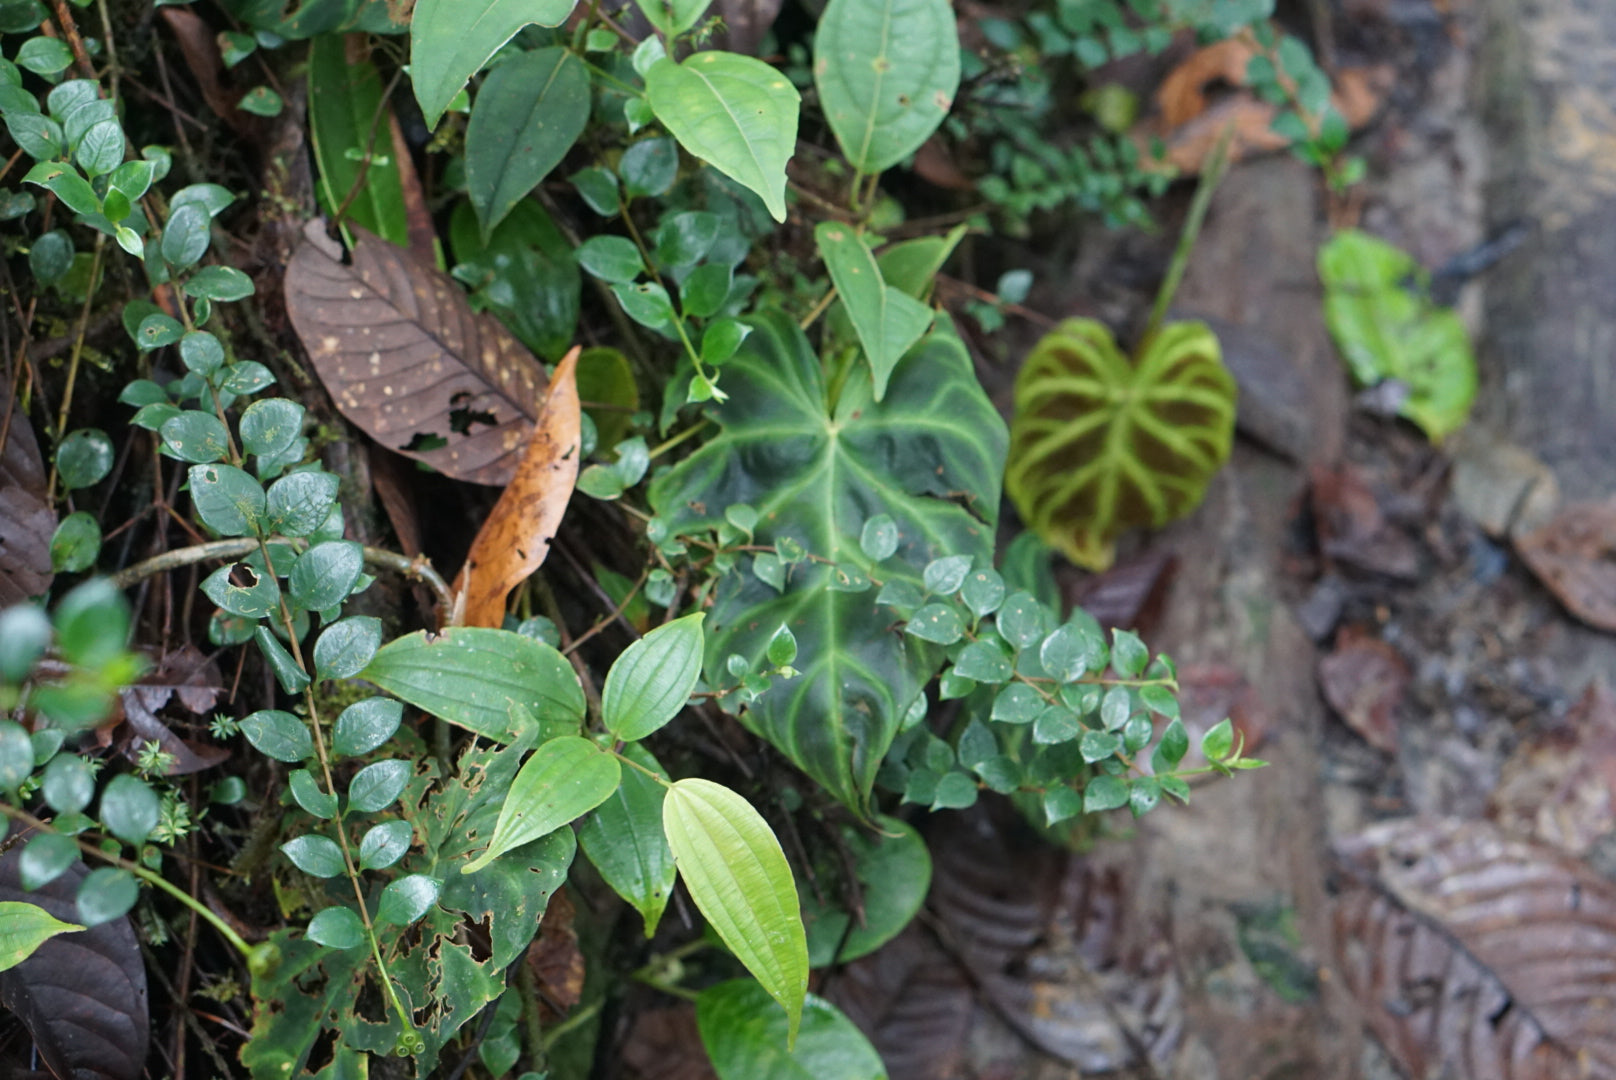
left=45, top=0, right=97, bottom=80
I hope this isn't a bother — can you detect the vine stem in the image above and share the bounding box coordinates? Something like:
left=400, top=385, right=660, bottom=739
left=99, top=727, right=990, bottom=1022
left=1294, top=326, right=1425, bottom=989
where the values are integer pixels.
left=1142, top=123, right=1234, bottom=345
left=0, top=802, right=253, bottom=958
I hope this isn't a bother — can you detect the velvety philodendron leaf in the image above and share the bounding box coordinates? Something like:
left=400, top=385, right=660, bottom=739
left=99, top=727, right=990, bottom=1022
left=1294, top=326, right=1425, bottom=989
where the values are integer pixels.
left=1005, top=318, right=1236, bottom=571
left=813, top=0, right=960, bottom=174
left=1318, top=229, right=1476, bottom=442
left=361, top=627, right=584, bottom=741
left=452, top=347, right=581, bottom=629
left=284, top=221, right=550, bottom=485
left=663, top=779, right=808, bottom=1044
left=815, top=222, right=933, bottom=402
left=1336, top=818, right=1616, bottom=1080
left=649, top=310, right=1005, bottom=813
left=697, top=979, right=887, bottom=1080
left=645, top=51, right=800, bottom=222
left=0, top=830, right=148, bottom=1080
left=308, top=35, right=409, bottom=248
left=408, top=0, right=580, bottom=128
left=465, top=46, right=590, bottom=240
left=461, top=735, right=620, bottom=873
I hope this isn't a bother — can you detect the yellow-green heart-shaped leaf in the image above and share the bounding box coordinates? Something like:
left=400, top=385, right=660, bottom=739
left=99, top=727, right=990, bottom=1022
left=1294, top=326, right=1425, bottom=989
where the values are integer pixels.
left=1005, top=318, right=1236, bottom=570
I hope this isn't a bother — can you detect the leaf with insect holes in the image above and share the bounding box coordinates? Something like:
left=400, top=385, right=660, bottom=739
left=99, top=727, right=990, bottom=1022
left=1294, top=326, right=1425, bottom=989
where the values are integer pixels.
left=285, top=222, right=553, bottom=485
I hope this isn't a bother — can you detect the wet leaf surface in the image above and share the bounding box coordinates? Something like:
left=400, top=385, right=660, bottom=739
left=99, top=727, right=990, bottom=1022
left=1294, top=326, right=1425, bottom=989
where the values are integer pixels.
left=452, top=347, right=580, bottom=628
left=1516, top=498, right=1616, bottom=633
left=0, top=825, right=148, bottom=1080
left=0, top=393, right=54, bottom=606
left=1317, top=625, right=1408, bottom=753
left=284, top=221, right=550, bottom=485
left=1334, top=817, right=1616, bottom=1079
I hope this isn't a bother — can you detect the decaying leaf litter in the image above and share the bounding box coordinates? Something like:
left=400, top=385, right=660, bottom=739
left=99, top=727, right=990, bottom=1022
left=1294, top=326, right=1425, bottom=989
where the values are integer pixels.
left=4, top=0, right=1616, bottom=1077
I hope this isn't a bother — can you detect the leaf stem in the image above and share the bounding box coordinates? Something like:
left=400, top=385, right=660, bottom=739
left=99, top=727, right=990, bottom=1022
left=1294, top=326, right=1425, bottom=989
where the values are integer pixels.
left=1142, top=123, right=1233, bottom=344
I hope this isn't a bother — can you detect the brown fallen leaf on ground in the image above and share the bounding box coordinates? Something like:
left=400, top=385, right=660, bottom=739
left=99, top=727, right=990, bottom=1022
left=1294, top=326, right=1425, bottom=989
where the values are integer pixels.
left=1515, top=497, right=1616, bottom=633
left=1310, top=462, right=1422, bottom=579
left=1334, top=817, right=1616, bottom=1079
left=1317, top=625, right=1407, bottom=753
left=1067, top=550, right=1176, bottom=636
left=621, top=1006, right=717, bottom=1080
left=0, top=391, right=54, bottom=606
left=284, top=221, right=549, bottom=486
left=115, top=645, right=230, bottom=775
left=159, top=8, right=252, bottom=135
left=822, top=925, right=974, bottom=1080
left=451, top=347, right=579, bottom=628
left=1491, top=680, right=1616, bottom=855
left=526, top=887, right=585, bottom=1023
left=1138, top=37, right=1391, bottom=173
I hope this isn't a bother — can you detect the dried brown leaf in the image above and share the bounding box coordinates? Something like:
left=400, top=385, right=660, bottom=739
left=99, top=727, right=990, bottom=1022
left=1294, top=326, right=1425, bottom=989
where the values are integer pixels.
left=159, top=8, right=251, bottom=135
left=451, top=347, right=580, bottom=628
left=822, top=926, right=974, bottom=1080
left=1491, top=680, right=1616, bottom=856
left=1516, top=498, right=1616, bottom=633
left=0, top=392, right=54, bottom=607
left=526, top=887, right=585, bottom=1024
left=0, top=825, right=149, bottom=1080
left=1068, top=551, right=1176, bottom=636
left=284, top=221, right=548, bottom=486
left=115, top=645, right=230, bottom=776
left=1335, top=817, right=1616, bottom=1080
left=1318, top=625, right=1407, bottom=753
left=621, top=1006, right=717, bottom=1080
left=1310, top=462, right=1421, bottom=579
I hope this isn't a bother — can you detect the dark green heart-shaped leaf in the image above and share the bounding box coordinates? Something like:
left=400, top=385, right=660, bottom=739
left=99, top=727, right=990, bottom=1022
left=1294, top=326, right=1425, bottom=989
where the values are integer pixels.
left=649, top=310, right=1004, bottom=813
left=1006, top=317, right=1236, bottom=571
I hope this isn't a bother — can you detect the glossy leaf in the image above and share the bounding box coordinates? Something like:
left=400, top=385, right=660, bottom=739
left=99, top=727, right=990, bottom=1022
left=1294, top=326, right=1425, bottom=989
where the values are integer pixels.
left=240, top=709, right=313, bottom=763
left=575, top=742, right=675, bottom=936
left=663, top=778, right=808, bottom=1043
left=1006, top=318, right=1237, bottom=571
left=1319, top=229, right=1476, bottom=442
left=347, top=759, right=411, bottom=814
left=649, top=311, right=1004, bottom=813
left=815, top=223, right=932, bottom=401
left=377, top=873, right=440, bottom=925
left=306, top=905, right=364, bottom=949
left=602, top=612, right=706, bottom=740
left=697, top=979, right=886, bottom=1080
left=362, top=627, right=584, bottom=741
left=409, top=0, right=579, bottom=128
left=645, top=51, right=800, bottom=222
left=288, top=769, right=337, bottom=819
left=814, top=0, right=960, bottom=173
left=332, top=696, right=404, bottom=758
left=461, top=736, right=620, bottom=873
left=281, top=835, right=345, bottom=878
left=188, top=464, right=264, bottom=537
left=99, top=776, right=159, bottom=846
left=359, top=820, right=413, bottom=870
left=313, top=616, right=383, bottom=680
left=466, top=47, right=589, bottom=239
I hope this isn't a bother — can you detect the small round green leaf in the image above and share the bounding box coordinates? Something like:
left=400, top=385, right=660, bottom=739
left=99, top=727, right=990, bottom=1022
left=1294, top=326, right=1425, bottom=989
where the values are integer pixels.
left=55, top=429, right=112, bottom=489
left=281, top=835, right=345, bottom=877
left=99, top=774, right=159, bottom=845
left=287, top=540, right=363, bottom=612
left=188, top=464, right=265, bottom=537
left=76, top=867, right=138, bottom=927
left=160, top=202, right=212, bottom=269
left=306, top=905, right=364, bottom=949
left=346, top=759, right=410, bottom=814
left=41, top=754, right=94, bottom=814
left=618, top=136, right=678, bottom=198
left=18, top=834, right=78, bottom=891
left=288, top=768, right=337, bottom=819
left=49, top=512, right=100, bottom=572
left=1084, top=774, right=1130, bottom=813
left=15, top=36, right=71, bottom=76
left=314, top=617, right=383, bottom=681
left=577, top=235, right=644, bottom=284
left=602, top=612, right=706, bottom=740
left=358, top=820, right=412, bottom=870
left=0, top=722, right=32, bottom=790
left=184, top=265, right=254, bottom=301
left=236, top=85, right=283, bottom=117
left=904, top=603, right=963, bottom=645
left=74, top=119, right=123, bottom=178
left=160, top=411, right=230, bottom=464
left=0, top=607, right=49, bottom=684
left=376, top=873, right=440, bottom=926
left=859, top=514, right=899, bottom=562
left=200, top=563, right=280, bottom=619
left=265, top=471, right=340, bottom=538
left=332, top=697, right=403, bottom=758
left=960, top=569, right=1006, bottom=618
left=239, top=399, right=304, bottom=460
left=177, top=331, right=224, bottom=377
left=240, top=710, right=313, bottom=763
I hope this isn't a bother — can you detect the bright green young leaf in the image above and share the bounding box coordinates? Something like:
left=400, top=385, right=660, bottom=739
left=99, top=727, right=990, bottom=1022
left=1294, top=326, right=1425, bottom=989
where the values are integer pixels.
left=409, top=0, right=579, bottom=128
left=663, top=778, right=808, bottom=1044
left=1006, top=318, right=1237, bottom=571
left=461, top=736, right=620, bottom=874
left=801, top=815, right=928, bottom=966
left=644, top=51, right=800, bottom=223
left=0, top=902, right=83, bottom=972
left=814, top=0, right=960, bottom=174
left=635, top=0, right=711, bottom=38
left=362, top=628, right=584, bottom=741
left=466, top=46, right=589, bottom=240
left=602, top=612, right=705, bottom=740
left=308, top=34, right=409, bottom=248
left=575, top=742, right=676, bottom=937
left=697, top=980, right=886, bottom=1080
left=648, top=311, right=1005, bottom=814
left=815, top=223, right=933, bottom=401
left=1318, top=228, right=1476, bottom=442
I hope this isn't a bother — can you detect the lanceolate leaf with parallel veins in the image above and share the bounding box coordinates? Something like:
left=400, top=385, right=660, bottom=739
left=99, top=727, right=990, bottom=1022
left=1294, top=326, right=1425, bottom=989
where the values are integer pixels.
left=1006, top=318, right=1236, bottom=572
left=649, top=310, right=1005, bottom=813
left=284, top=221, right=549, bottom=485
